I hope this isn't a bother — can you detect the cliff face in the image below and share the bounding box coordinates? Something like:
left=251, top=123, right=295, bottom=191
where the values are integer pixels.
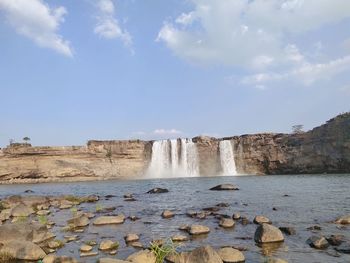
left=0, top=113, right=349, bottom=183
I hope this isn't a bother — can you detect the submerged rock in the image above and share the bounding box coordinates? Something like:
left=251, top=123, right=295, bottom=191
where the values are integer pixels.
left=162, top=210, right=174, bottom=218
left=125, top=233, right=140, bottom=243
left=326, top=234, right=345, bottom=246
left=219, top=218, right=235, bottom=228
left=171, top=234, right=189, bottom=242
left=67, top=214, right=90, bottom=228
left=99, top=258, right=130, bottom=263
left=183, top=246, right=223, bottom=263
left=188, top=224, right=210, bottom=235
left=93, top=215, right=125, bottom=225
left=335, top=214, right=350, bottom=224
left=335, top=242, right=350, bottom=254
left=307, top=236, right=329, bottom=249
left=254, top=224, right=284, bottom=244
left=146, top=188, right=169, bottom=194
left=210, top=184, right=239, bottom=191
left=279, top=226, right=296, bottom=235
left=217, top=247, right=245, bottom=263
left=99, top=240, right=119, bottom=251
left=126, top=249, right=156, bottom=263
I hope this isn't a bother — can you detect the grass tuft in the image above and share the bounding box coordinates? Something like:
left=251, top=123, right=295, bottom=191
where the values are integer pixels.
left=150, top=239, right=179, bottom=263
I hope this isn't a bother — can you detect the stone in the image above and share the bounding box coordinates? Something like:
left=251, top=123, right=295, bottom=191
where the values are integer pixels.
left=125, top=233, right=140, bottom=243
left=80, top=245, right=93, bottom=252
left=48, top=240, right=63, bottom=249
left=254, top=224, right=284, bottom=243
left=86, top=195, right=99, bottom=202
left=67, top=214, right=90, bottom=228
left=126, top=249, right=156, bottom=263
left=335, top=214, right=350, bottom=224
left=37, top=210, right=51, bottom=216
left=146, top=188, right=169, bottom=194
left=130, top=242, right=143, bottom=248
left=232, top=213, right=241, bottom=220
left=162, top=210, right=174, bottom=218
left=0, top=240, right=46, bottom=261
left=335, top=242, right=350, bottom=254
left=326, top=234, right=345, bottom=246
left=307, top=225, right=322, bottom=231
left=80, top=251, right=98, bottom=257
left=99, top=258, right=130, bottom=263
left=253, top=215, right=271, bottom=224
left=279, top=226, right=296, bottom=235
left=183, top=246, right=222, bottom=263
left=11, top=203, right=34, bottom=217
left=210, top=184, right=239, bottom=191
left=307, top=236, right=329, bottom=249
left=93, top=215, right=125, bottom=225
left=99, top=240, right=119, bottom=250
left=171, top=234, right=189, bottom=242
left=179, top=224, right=190, bottom=231
left=59, top=200, right=73, bottom=209
left=265, top=258, right=288, bottom=263
left=219, top=218, right=235, bottom=228
left=188, top=224, right=210, bottom=235
left=217, top=247, right=245, bottom=263
left=43, top=255, right=78, bottom=263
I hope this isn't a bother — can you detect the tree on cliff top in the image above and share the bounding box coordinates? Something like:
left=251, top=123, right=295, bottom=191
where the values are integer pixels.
left=23, top=137, right=31, bottom=144
left=292, top=125, right=304, bottom=134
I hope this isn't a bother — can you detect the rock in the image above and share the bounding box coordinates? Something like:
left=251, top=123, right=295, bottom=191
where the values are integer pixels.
left=307, top=236, right=329, bottom=249
left=59, top=200, right=73, bottom=209
left=64, top=235, right=78, bottom=242
left=0, top=240, right=46, bottom=260
left=279, top=226, right=296, bottom=235
left=241, top=217, right=249, bottom=225
left=219, top=218, right=235, bottom=228
left=188, top=224, right=210, bottom=235
left=99, top=258, right=131, bottom=263
left=80, top=251, right=99, bottom=257
left=335, top=214, right=350, bottom=224
left=43, top=255, right=78, bottom=263
left=11, top=203, right=34, bottom=217
left=183, top=246, right=222, bottom=263
left=335, top=242, right=350, bottom=254
left=130, top=242, right=143, bottom=248
left=254, top=224, right=284, bottom=243
left=253, top=215, right=271, bottom=224
left=48, top=240, right=63, bottom=249
left=125, top=233, right=140, bottom=243
left=146, top=188, right=169, bottom=194
left=265, top=258, right=288, bottom=263
left=80, top=245, right=93, bottom=252
left=307, top=225, right=322, bottom=231
left=179, top=224, right=190, bottom=231
left=126, top=249, right=156, bottom=263
left=86, top=195, right=99, bottom=202
left=203, top=206, right=220, bottom=212
left=326, top=234, right=345, bottom=246
left=123, top=193, right=134, bottom=198
left=232, top=213, right=241, bottom=220
left=210, top=184, right=239, bottom=191
left=99, top=240, right=119, bottom=250
left=67, top=214, right=90, bottom=228
left=93, top=215, right=125, bottom=225
left=217, top=247, right=245, bottom=263
left=171, top=234, right=189, bottom=242
left=162, top=210, right=174, bottom=219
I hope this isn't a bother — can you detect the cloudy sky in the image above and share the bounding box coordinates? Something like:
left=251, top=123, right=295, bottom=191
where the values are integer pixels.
left=0, top=0, right=349, bottom=147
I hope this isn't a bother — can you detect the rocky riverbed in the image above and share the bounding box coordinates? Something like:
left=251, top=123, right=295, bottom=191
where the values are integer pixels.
left=0, top=175, right=349, bottom=262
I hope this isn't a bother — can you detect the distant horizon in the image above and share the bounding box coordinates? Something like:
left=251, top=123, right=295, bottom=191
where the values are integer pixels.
left=1, top=0, right=349, bottom=148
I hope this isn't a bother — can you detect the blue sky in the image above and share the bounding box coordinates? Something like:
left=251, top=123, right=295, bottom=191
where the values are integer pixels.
left=0, top=0, right=349, bottom=147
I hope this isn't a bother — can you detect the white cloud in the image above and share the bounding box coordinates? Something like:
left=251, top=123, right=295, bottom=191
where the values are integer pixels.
left=131, top=129, right=183, bottom=140
left=153, top=129, right=182, bottom=135
left=242, top=55, right=350, bottom=87
left=94, top=0, right=132, bottom=48
left=157, top=0, right=350, bottom=67
left=0, top=0, right=72, bottom=56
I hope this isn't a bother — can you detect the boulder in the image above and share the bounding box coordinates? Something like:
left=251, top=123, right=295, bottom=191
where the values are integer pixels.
left=279, top=226, right=296, bottom=235
left=124, top=233, right=140, bottom=243
left=80, top=245, right=93, bottom=252
left=99, top=240, right=119, bottom=250
left=183, top=246, right=223, bottom=263
left=93, top=215, right=125, bottom=225
left=162, top=210, right=174, bottom=219
left=253, top=215, right=271, bottom=224
left=232, top=213, right=241, bottom=220
left=210, top=184, right=239, bottom=191
left=67, top=214, right=90, bottom=228
left=99, top=258, right=131, bottom=263
left=219, top=218, right=235, bottom=228
left=217, top=247, right=245, bottom=263
left=254, top=224, right=284, bottom=243
left=126, top=249, right=156, bottom=263
left=146, top=188, right=169, bottom=194
left=306, top=236, right=329, bottom=249
left=335, top=214, right=350, bottom=224
left=171, top=234, right=189, bottom=242
left=43, top=255, right=78, bottom=263
left=188, top=224, right=210, bottom=235
left=0, top=240, right=46, bottom=261
left=11, top=203, right=34, bottom=217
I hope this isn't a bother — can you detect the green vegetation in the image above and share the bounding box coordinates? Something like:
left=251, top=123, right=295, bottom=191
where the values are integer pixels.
left=70, top=206, right=78, bottom=216
left=95, top=204, right=103, bottom=212
left=0, top=251, right=15, bottom=263
left=84, top=240, right=97, bottom=246
left=110, top=241, right=119, bottom=250
left=65, top=195, right=83, bottom=204
left=150, top=239, right=179, bottom=263
left=15, top=216, right=28, bottom=223
left=38, top=215, right=48, bottom=225
left=0, top=201, right=5, bottom=211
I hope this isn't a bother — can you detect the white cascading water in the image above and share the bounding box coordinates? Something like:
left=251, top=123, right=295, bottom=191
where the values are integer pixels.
left=219, top=140, right=237, bottom=175
left=147, top=138, right=199, bottom=177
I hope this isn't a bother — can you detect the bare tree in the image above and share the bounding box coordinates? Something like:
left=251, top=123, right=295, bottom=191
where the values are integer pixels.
left=292, top=125, right=304, bottom=134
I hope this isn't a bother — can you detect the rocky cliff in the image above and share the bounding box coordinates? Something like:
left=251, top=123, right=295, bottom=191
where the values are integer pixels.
left=0, top=113, right=349, bottom=183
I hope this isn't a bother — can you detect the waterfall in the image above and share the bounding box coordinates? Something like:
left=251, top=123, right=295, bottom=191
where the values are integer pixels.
left=219, top=140, right=237, bottom=176
left=147, top=138, right=199, bottom=177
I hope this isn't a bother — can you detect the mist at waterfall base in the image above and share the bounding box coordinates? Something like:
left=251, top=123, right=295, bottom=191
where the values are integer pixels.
left=146, top=138, right=237, bottom=178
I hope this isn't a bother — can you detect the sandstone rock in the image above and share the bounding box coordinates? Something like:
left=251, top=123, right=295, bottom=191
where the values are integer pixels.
left=99, top=240, right=119, bottom=250
left=11, top=203, right=34, bottom=217
left=146, top=188, right=169, bottom=194
left=179, top=224, right=190, bottom=231
left=335, top=214, right=350, bottom=224
left=172, top=234, right=189, bottom=242
left=219, top=218, right=235, bottom=228
left=232, top=213, right=241, bottom=220
left=80, top=245, right=93, bottom=252
left=210, top=184, right=239, bottom=191
left=183, top=246, right=223, bottom=263
left=130, top=242, right=143, bottom=248
left=265, top=258, right=288, bottom=263
left=279, top=226, right=296, bottom=235
left=0, top=240, right=46, bottom=260
left=217, top=247, right=245, bottom=263
left=162, top=210, right=174, bottom=218
left=64, top=235, right=78, bottom=242
left=93, top=215, right=125, bottom=225
left=48, top=240, right=64, bottom=249
left=80, top=251, right=98, bottom=257
left=307, top=236, right=329, bottom=249
left=253, top=215, right=271, bottom=224
left=126, top=249, right=156, bottom=263
left=307, top=225, right=322, bottom=231
left=188, top=224, right=210, bottom=235
left=59, top=200, right=73, bottom=209
left=254, top=224, right=284, bottom=243
left=99, top=258, right=131, bottom=263
left=326, top=234, right=345, bottom=246
left=124, top=233, right=139, bottom=243
left=86, top=195, right=99, bottom=202
left=67, top=214, right=90, bottom=228
left=43, top=255, right=78, bottom=263
left=37, top=210, right=51, bottom=216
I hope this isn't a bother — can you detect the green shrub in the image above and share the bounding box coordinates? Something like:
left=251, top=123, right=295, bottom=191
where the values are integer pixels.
left=150, top=239, right=179, bottom=263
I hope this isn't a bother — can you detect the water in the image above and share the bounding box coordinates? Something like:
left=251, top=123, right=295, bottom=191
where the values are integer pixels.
left=148, top=138, right=199, bottom=177
left=219, top=140, right=237, bottom=175
left=0, top=175, right=349, bottom=262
